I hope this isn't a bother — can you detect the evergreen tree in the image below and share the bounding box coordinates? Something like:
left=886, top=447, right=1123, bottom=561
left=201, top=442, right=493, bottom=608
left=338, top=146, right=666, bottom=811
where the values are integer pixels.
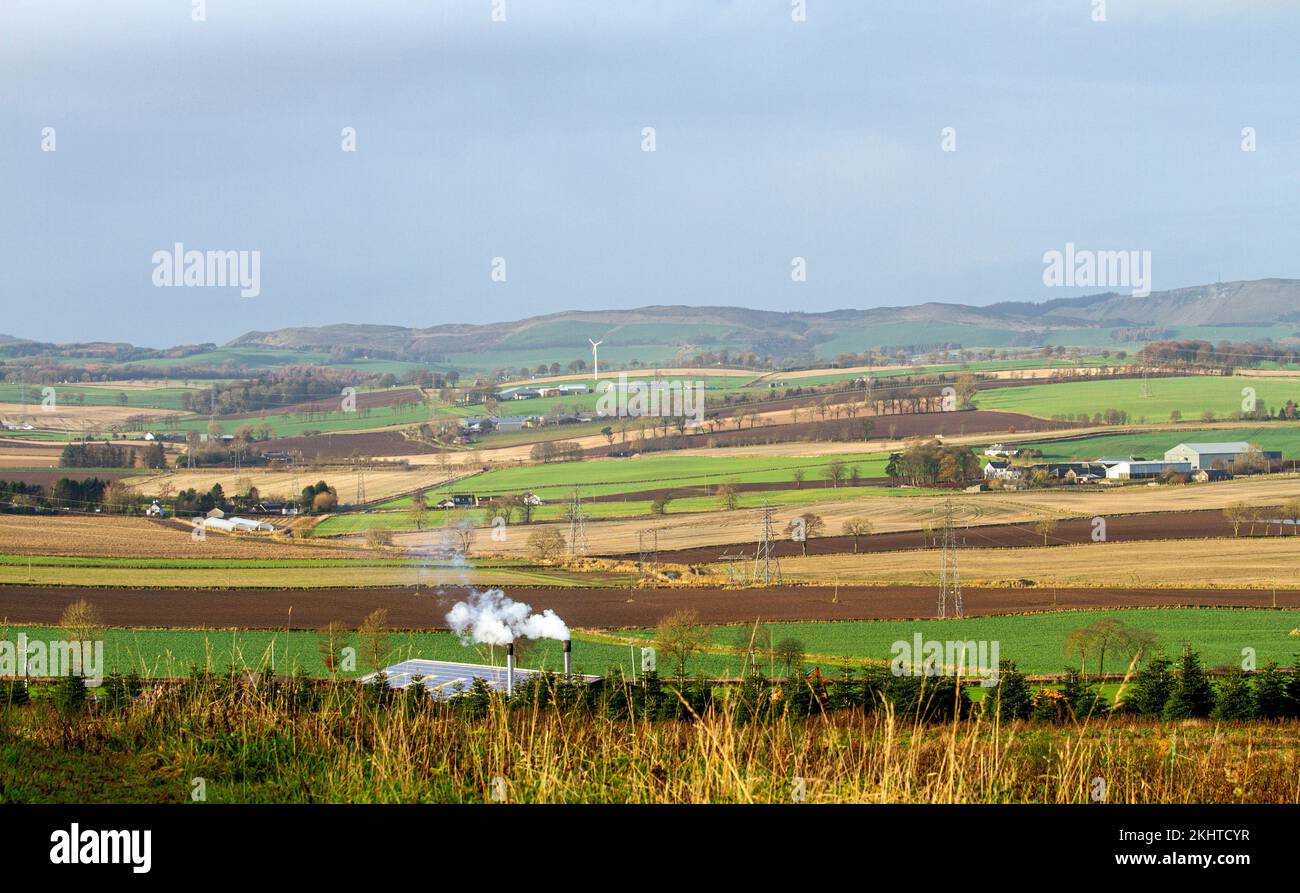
left=53, top=672, right=87, bottom=716
left=1252, top=662, right=1289, bottom=719
left=1285, top=656, right=1300, bottom=718
left=983, top=659, right=1032, bottom=721
left=1124, top=650, right=1174, bottom=716
left=1212, top=668, right=1256, bottom=721
left=1163, top=645, right=1214, bottom=719
left=1061, top=668, right=1104, bottom=720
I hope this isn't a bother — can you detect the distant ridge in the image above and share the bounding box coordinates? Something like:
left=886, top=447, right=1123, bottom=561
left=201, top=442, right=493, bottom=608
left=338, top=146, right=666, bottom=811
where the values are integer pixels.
left=225, top=278, right=1300, bottom=358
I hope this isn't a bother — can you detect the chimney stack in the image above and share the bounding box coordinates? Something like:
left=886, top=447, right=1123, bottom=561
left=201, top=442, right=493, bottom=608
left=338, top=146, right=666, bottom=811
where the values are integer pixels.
left=506, top=642, right=515, bottom=696
left=563, top=639, right=572, bottom=677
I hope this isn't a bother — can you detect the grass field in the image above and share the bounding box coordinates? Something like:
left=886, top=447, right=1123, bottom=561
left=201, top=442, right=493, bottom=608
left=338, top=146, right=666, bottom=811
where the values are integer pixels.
left=8, top=608, right=1295, bottom=680
left=0, top=384, right=197, bottom=411
left=158, top=401, right=436, bottom=438
left=975, top=375, right=1300, bottom=421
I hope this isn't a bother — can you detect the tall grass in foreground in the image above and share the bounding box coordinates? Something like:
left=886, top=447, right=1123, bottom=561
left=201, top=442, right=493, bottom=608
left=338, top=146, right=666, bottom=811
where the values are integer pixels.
left=1, top=672, right=1297, bottom=804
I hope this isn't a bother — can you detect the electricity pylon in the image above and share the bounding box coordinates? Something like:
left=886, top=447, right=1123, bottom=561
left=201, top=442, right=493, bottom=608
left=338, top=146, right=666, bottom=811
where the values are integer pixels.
left=938, top=499, right=963, bottom=618
left=568, top=488, right=588, bottom=556
left=753, top=500, right=781, bottom=586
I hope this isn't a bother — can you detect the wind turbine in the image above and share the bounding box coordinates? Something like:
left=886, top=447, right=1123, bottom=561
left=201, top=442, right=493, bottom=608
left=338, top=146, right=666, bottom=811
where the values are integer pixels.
left=589, top=339, right=603, bottom=380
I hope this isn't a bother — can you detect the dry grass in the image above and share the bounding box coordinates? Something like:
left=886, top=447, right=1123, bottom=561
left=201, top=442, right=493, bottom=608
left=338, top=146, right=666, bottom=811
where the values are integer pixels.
left=5, top=680, right=1297, bottom=803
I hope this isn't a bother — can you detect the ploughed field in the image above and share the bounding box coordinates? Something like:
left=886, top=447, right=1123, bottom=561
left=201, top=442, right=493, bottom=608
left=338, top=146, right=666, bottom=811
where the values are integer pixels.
left=1, top=582, right=1297, bottom=629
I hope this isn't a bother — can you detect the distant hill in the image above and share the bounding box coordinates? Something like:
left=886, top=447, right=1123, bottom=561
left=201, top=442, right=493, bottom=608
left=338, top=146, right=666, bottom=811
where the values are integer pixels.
left=225, top=279, right=1300, bottom=367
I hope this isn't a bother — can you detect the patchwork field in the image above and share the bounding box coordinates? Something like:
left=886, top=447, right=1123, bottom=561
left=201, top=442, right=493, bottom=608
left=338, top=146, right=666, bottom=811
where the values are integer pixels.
left=389, top=473, right=1300, bottom=557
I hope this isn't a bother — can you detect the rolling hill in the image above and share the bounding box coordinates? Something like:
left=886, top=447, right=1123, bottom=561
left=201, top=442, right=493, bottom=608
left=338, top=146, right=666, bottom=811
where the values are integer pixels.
left=225, top=278, right=1300, bottom=368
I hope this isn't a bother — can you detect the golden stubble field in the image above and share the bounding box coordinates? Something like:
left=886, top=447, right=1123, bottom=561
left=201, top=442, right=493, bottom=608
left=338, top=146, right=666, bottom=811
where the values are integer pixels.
left=124, top=465, right=462, bottom=505
left=0, top=402, right=187, bottom=433
left=778, top=536, right=1300, bottom=589
left=0, top=514, right=375, bottom=560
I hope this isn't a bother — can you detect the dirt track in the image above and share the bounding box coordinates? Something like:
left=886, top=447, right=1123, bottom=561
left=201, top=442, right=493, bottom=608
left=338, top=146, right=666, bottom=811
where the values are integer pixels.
left=1, top=583, right=1296, bottom=629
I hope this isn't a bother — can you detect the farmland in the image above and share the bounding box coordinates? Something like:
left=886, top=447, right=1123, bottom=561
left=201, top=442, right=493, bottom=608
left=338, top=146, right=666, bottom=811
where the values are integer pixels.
left=974, top=374, right=1300, bottom=421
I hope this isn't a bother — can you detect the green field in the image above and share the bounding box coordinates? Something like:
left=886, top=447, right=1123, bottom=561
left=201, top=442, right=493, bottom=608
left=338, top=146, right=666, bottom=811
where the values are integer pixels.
left=976, top=375, right=1300, bottom=421
left=158, top=401, right=436, bottom=438
left=0, top=384, right=197, bottom=411
left=10, top=608, right=1296, bottom=682
left=1026, top=425, right=1300, bottom=462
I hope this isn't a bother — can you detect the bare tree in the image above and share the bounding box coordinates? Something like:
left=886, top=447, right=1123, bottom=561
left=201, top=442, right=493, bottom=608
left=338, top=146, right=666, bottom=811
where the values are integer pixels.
left=357, top=608, right=390, bottom=674
left=656, top=609, right=709, bottom=682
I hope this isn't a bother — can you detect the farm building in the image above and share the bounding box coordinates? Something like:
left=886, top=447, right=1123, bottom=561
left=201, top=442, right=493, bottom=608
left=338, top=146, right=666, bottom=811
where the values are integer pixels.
left=202, top=516, right=275, bottom=533
left=1163, top=442, right=1281, bottom=471
left=491, top=416, right=530, bottom=433
left=982, top=460, right=1022, bottom=481
left=1103, top=460, right=1192, bottom=480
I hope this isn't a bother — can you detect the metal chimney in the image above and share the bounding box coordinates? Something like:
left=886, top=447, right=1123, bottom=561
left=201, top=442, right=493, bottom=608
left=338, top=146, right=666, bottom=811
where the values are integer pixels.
left=506, top=642, right=515, bottom=696
left=563, top=639, right=572, bottom=677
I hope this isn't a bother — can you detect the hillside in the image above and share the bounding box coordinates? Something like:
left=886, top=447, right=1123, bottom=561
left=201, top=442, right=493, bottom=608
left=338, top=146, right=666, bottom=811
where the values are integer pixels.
left=226, top=279, right=1300, bottom=366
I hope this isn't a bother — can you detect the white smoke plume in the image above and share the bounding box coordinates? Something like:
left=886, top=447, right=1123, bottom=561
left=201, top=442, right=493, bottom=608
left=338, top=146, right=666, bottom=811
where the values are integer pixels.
left=445, top=589, right=570, bottom=645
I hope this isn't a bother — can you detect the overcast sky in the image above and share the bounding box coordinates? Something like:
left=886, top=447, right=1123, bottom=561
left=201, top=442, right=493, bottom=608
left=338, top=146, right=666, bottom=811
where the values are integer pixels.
left=2, top=1, right=1298, bottom=347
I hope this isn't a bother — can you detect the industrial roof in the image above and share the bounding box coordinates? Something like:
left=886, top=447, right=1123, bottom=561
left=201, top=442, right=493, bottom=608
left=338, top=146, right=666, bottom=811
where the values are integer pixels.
left=359, top=658, right=600, bottom=699
left=1168, top=442, right=1252, bottom=453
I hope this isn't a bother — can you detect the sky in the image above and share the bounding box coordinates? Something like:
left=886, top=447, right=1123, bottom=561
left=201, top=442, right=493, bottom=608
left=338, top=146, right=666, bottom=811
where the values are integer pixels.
left=2, top=0, right=1298, bottom=347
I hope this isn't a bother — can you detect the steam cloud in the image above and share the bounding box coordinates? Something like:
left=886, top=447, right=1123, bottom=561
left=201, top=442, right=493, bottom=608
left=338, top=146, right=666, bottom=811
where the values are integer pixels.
left=445, top=589, right=570, bottom=645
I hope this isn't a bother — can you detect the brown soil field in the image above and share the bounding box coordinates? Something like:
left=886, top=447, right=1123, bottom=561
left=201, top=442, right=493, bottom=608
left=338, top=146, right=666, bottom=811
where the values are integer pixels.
left=0, top=514, right=376, bottom=560
left=0, top=470, right=135, bottom=489
left=266, top=430, right=441, bottom=459
left=0, top=583, right=1295, bottom=629
left=0, top=441, right=64, bottom=469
